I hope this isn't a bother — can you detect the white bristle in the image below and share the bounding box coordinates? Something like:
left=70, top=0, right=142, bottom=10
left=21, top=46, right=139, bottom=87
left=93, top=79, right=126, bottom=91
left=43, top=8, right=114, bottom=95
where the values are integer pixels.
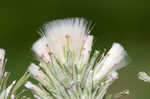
left=81, top=35, right=93, bottom=65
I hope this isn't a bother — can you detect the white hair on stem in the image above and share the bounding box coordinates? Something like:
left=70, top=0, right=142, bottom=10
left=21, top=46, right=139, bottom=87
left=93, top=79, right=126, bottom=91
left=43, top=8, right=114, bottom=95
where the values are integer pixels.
left=81, top=35, right=93, bottom=65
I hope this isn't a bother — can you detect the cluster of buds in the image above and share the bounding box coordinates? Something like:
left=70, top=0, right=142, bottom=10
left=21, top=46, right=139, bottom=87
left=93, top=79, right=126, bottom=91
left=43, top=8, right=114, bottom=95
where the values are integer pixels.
left=25, top=18, right=130, bottom=99
left=0, top=49, right=30, bottom=99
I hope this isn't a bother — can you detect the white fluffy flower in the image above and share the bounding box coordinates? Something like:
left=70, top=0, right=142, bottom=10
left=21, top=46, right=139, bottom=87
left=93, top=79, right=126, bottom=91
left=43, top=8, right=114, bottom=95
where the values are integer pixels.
left=27, top=18, right=131, bottom=99
left=37, top=18, right=92, bottom=64
left=94, top=43, right=129, bottom=81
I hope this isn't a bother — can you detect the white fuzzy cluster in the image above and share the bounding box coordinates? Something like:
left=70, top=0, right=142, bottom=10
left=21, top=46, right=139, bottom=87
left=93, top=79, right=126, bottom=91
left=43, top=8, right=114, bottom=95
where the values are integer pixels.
left=138, top=72, right=150, bottom=83
left=32, top=18, right=92, bottom=64
left=94, top=43, right=128, bottom=81
left=27, top=18, right=130, bottom=99
left=32, top=37, right=51, bottom=63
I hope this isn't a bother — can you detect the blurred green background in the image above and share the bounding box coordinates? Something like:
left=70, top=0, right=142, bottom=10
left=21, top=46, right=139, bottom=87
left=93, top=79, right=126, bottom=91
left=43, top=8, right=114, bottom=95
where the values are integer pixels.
left=0, top=0, right=150, bottom=98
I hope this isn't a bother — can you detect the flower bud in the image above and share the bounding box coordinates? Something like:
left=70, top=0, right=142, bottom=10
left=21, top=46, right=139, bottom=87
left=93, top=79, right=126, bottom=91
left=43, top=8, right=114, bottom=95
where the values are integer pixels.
left=32, top=37, right=52, bottom=63
left=94, top=43, right=129, bottom=82
left=28, top=63, right=52, bottom=89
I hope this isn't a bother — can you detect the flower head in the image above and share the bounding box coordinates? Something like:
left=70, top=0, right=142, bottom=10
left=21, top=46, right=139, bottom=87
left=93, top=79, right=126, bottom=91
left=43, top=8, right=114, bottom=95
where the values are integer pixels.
left=27, top=18, right=130, bottom=99
left=33, top=18, right=93, bottom=65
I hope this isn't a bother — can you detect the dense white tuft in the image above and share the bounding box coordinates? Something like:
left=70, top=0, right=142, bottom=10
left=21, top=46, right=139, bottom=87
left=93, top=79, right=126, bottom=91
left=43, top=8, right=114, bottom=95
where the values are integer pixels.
left=94, top=43, right=129, bottom=81
left=32, top=37, right=51, bottom=63
left=39, top=18, right=92, bottom=63
left=106, top=43, right=129, bottom=71
left=29, top=18, right=131, bottom=99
